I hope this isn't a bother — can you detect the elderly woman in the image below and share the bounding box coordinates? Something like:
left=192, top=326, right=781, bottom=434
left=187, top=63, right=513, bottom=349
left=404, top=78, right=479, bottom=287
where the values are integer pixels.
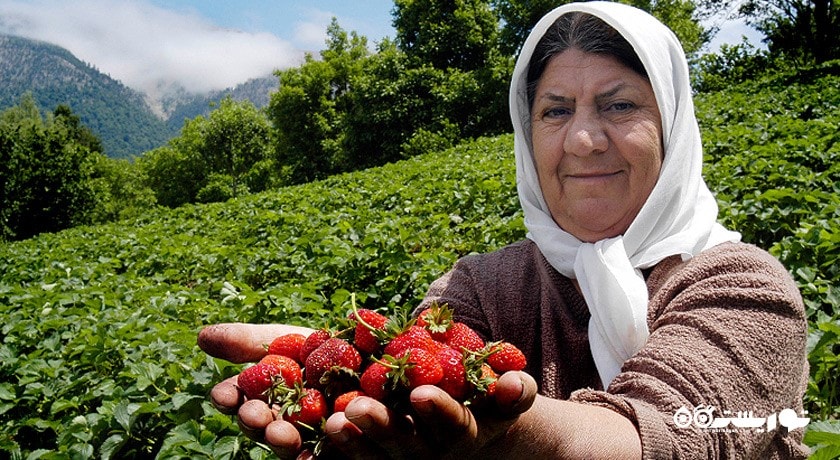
left=199, top=2, right=809, bottom=458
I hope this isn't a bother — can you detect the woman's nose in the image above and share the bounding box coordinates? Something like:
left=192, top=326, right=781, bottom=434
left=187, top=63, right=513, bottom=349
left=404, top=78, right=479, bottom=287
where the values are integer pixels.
left=563, top=110, right=608, bottom=156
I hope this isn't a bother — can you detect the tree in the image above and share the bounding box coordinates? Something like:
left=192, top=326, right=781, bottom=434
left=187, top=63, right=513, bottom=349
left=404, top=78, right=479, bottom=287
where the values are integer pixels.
left=699, top=0, right=839, bottom=63
left=197, top=97, right=272, bottom=198
left=137, top=146, right=196, bottom=208
left=393, top=0, right=500, bottom=71
left=268, top=19, right=370, bottom=184
left=0, top=95, right=100, bottom=240
left=87, top=155, right=157, bottom=223
left=492, top=0, right=710, bottom=56
left=139, top=97, right=272, bottom=207
left=491, top=0, right=562, bottom=55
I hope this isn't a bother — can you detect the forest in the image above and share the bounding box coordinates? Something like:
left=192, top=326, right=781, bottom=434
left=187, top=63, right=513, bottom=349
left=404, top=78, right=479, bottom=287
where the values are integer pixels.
left=0, top=0, right=838, bottom=458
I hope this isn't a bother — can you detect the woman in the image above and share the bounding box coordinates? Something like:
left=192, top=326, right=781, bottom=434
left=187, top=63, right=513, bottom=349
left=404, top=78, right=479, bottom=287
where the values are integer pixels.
left=199, top=2, right=809, bottom=458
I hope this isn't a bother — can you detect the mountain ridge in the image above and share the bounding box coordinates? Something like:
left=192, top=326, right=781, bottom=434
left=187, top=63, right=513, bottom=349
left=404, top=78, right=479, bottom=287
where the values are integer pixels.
left=0, top=34, right=276, bottom=159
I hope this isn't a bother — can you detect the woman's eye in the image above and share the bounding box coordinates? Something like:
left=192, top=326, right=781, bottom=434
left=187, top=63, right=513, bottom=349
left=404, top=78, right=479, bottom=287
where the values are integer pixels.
left=543, top=107, right=572, bottom=119
left=606, top=101, right=635, bottom=112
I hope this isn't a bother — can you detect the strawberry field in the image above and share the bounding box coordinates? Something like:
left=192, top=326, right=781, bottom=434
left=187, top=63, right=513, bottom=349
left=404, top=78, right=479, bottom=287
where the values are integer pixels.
left=1, top=63, right=839, bottom=458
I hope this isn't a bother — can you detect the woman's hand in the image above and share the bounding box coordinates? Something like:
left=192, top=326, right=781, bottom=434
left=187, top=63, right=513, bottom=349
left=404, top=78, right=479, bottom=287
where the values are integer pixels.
left=199, top=323, right=321, bottom=459
left=198, top=322, right=538, bottom=459
left=322, top=371, right=537, bottom=459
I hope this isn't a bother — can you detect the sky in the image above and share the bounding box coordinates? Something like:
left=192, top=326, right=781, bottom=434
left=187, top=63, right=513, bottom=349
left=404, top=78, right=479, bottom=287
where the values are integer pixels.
left=0, top=0, right=761, bottom=99
left=0, top=0, right=396, bottom=98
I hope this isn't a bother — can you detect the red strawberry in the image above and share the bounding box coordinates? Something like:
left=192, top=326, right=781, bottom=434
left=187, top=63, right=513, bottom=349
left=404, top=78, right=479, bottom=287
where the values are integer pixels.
left=304, top=338, right=362, bottom=390
left=435, top=346, right=468, bottom=401
left=486, top=342, right=527, bottom=373
left=283, top=387, right=328, bottom=428
left=300, top=329, right=331, bottom=363
left=398, top=348, right=443, bottom=389
left=383, top=325, right=436, bottom=357
left=477, top=364, right=498, bottom=397
left=445, top=322, right=485, bottom=352
left=333, top=390, right=366, bottom=412
left=237, top=362, right=277, bottom=401
left=258, top=354, right=303, bottom=387
left=350, top=308, right=389, bottom=354
left=416, top=302, right=453, bottom=341
left=360, top=361, right=392, bottom=401
left=267, top=333, right=307, bottom=363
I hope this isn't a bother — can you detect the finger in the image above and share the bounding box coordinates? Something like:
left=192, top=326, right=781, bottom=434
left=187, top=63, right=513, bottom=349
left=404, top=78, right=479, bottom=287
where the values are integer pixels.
left=263, top=419, right=304, bottom=460
left=237, top=399, right=275, bottom=439
left=324, top=411, right=379, bottom=459
left=410, top=385, right=476, bottom=440
left=198, top=323, right=314, bottom=363
left=210, top=375, right=243, bottom=415
left=343, top=396, right=424, bottom=458
left=494, top=371, right=537, bottom=417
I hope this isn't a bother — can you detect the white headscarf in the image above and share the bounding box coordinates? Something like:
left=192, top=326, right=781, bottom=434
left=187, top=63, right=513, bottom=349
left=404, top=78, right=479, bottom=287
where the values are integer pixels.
left=509, top=1, right=741, bottom=388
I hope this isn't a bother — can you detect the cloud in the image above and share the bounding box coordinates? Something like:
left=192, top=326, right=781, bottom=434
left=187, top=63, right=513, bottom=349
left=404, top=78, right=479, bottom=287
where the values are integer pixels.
left=293, top=8, right=336, bottom=52
left=0, top=0, right=305, bottom=96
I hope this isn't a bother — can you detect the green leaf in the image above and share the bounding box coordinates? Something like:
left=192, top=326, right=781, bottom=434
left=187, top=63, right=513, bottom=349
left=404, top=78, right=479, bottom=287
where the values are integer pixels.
left=804, top=420, right=840, bottom=446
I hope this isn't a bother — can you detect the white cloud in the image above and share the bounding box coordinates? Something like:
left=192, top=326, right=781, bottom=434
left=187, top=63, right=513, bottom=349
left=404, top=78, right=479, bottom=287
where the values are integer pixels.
left=0, top=0, right=305, bottom=97
left=292, top=8, right=336, bottom=52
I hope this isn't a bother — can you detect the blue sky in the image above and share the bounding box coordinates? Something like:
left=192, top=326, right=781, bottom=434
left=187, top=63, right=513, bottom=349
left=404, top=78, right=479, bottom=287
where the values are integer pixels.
left=0, top=0, right=396, bottom=98
left=145, top=0, right=396, bottom=50
left=0, top=0, right=758, bottom=100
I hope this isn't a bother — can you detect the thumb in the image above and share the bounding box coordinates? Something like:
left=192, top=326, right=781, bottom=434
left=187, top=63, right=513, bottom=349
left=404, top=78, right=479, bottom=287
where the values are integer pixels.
left=494, top=371, right=537, bottom=417
left=198, top=322, right=314, bottom=363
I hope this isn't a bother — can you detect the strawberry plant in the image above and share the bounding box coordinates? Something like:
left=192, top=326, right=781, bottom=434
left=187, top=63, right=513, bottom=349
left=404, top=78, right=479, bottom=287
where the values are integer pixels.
left=0, top=62, right=837, bottom=458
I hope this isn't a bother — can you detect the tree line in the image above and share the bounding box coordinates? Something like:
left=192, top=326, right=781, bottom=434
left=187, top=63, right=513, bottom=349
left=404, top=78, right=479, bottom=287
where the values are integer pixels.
left=2, top=0, right=837, bottom=241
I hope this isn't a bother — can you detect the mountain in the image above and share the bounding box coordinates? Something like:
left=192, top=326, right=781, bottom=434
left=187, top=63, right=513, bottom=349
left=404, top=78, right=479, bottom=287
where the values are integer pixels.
left=163, top=75, right=277, bottom=132
left=0, top=35, right=279, bottom=159
left=0, top=34, right=175, bottom=159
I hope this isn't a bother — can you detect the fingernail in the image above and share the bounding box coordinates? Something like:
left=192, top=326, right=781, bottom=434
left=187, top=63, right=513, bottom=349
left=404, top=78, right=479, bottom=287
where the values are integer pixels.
left=413, top=398, right=434, bottom=416
left=328, top=427, right=350, bottom=444
left=515, top=376, right=526, bottom=402
left=347, top=413, right=372, bottom=430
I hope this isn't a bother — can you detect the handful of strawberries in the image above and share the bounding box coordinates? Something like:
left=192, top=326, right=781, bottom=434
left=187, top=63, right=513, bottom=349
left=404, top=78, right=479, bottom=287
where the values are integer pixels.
left=235, top=297, right=527, bottom=450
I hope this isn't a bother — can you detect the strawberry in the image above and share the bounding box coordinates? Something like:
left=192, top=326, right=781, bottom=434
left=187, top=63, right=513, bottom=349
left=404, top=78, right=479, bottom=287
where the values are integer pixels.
left=486, top=341, right=527, bottom=373
left=300, top=329, right=331, bottom=363
left=398, top=348, right=444, bottom=389
left=416, top=302, right=453, bottom=341
left=383, top=325, right=437, bottom=357
left=333, top=390, right=366, bottom=413
left=258, top=354, right=303, bottom=387
left=360, top=361, right=393, bottom=401
left=476, top=364, right=498, bottom=397
left=283, top=387, right=328, bottom=428
left=445, top=322, right=485, bottom=353
left=435, top=346, right=468, bottom=401
left=304, top=337, right=362, bottom=393
left=237, top=362, right=278, bottom=401
left=350, top=308, right=389, bottom=354
left=267, top=333, right=307, bottom=363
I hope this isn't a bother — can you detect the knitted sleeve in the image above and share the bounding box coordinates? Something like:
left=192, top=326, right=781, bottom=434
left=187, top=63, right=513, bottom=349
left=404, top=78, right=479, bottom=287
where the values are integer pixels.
left=569, top=243, right=810, bottom=459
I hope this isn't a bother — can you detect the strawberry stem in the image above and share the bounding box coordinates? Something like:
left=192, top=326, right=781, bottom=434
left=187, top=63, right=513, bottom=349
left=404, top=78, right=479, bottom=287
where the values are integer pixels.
left=350, top=292, right=378, bottom=333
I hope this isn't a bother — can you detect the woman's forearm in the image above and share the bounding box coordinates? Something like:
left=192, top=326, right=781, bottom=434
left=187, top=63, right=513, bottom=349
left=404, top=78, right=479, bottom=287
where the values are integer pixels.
left=493, top=395, right=642, bottom=459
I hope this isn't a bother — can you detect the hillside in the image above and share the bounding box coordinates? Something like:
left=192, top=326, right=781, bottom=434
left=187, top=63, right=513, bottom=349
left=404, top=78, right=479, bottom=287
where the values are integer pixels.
left=0, top=35, right=278, bottom=159
left=0, top=34, right=174, bottom=159
left=0, top=64, right=837, bottom=458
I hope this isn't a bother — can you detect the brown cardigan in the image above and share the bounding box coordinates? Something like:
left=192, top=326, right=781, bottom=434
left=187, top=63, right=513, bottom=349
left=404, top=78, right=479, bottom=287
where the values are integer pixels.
left=418, top=240, right=809, bottom=459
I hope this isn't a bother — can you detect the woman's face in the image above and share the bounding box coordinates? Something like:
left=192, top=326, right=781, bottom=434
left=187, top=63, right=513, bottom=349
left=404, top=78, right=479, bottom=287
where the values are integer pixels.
left=530, top=48, right=663, bottom=243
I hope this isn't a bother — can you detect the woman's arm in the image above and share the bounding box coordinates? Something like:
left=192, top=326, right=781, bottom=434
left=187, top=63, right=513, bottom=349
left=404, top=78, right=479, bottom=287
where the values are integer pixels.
left=322, top=372, right=641, bottom=460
